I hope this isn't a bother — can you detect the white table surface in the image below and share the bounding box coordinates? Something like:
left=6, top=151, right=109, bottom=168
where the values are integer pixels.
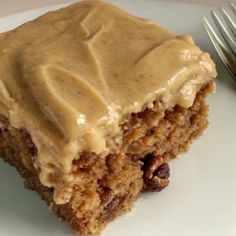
left=0, top=0, right=228, bottom=17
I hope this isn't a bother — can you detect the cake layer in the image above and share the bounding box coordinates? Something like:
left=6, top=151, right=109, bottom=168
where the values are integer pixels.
left=0, top=82, right=214, bottom=235
left=0, top=0, right=216, bottom=203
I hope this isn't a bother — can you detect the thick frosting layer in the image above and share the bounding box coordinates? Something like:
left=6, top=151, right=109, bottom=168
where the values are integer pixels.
left=0, top=0, right=216, bottom=203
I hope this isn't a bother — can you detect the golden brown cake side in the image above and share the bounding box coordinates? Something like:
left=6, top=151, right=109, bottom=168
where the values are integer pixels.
left=0, top=82, right=214, bottom=235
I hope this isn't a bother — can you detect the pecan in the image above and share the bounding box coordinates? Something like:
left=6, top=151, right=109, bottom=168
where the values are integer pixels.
left=100, top=195, right=124, bottom=221
left=143, top=155, right=170, bottom=192
left=100, top=187, right=112, bottom=204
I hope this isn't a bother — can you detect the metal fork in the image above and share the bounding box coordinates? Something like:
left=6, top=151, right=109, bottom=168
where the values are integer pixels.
left=203, top=1, right=236, bottom=81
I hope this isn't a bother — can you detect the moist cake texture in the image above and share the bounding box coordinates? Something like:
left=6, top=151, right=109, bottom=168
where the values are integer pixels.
left=0, top=0, right=216, bottom=235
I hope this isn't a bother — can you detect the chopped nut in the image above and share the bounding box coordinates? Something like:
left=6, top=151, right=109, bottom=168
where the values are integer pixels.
left=143, top=155, right=170, bottom=192
left=100, top=187, right=112, bottom=204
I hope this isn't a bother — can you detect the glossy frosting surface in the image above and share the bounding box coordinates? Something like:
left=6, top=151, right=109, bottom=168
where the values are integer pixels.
left=0, top=0, right=216, bottom=203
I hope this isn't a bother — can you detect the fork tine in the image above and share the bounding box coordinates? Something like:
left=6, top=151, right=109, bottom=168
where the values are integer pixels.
left=211, top=10, right=236, bottom=55
left=229, top=1, right=236, bottom=14
left=203, top=18, right=236, bottom=79
left=220, top=7, right=236, bottom=36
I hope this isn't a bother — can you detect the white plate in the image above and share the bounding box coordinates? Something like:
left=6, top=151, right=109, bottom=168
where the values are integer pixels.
left=0, top=1, right=236, bottom=236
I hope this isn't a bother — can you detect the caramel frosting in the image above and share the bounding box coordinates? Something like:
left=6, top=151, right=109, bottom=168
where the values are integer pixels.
left=0, top=0, right=216, bottom=203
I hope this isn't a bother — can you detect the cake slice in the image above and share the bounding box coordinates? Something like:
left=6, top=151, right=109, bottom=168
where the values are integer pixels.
left=0, top=0, right=216, bottom=235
